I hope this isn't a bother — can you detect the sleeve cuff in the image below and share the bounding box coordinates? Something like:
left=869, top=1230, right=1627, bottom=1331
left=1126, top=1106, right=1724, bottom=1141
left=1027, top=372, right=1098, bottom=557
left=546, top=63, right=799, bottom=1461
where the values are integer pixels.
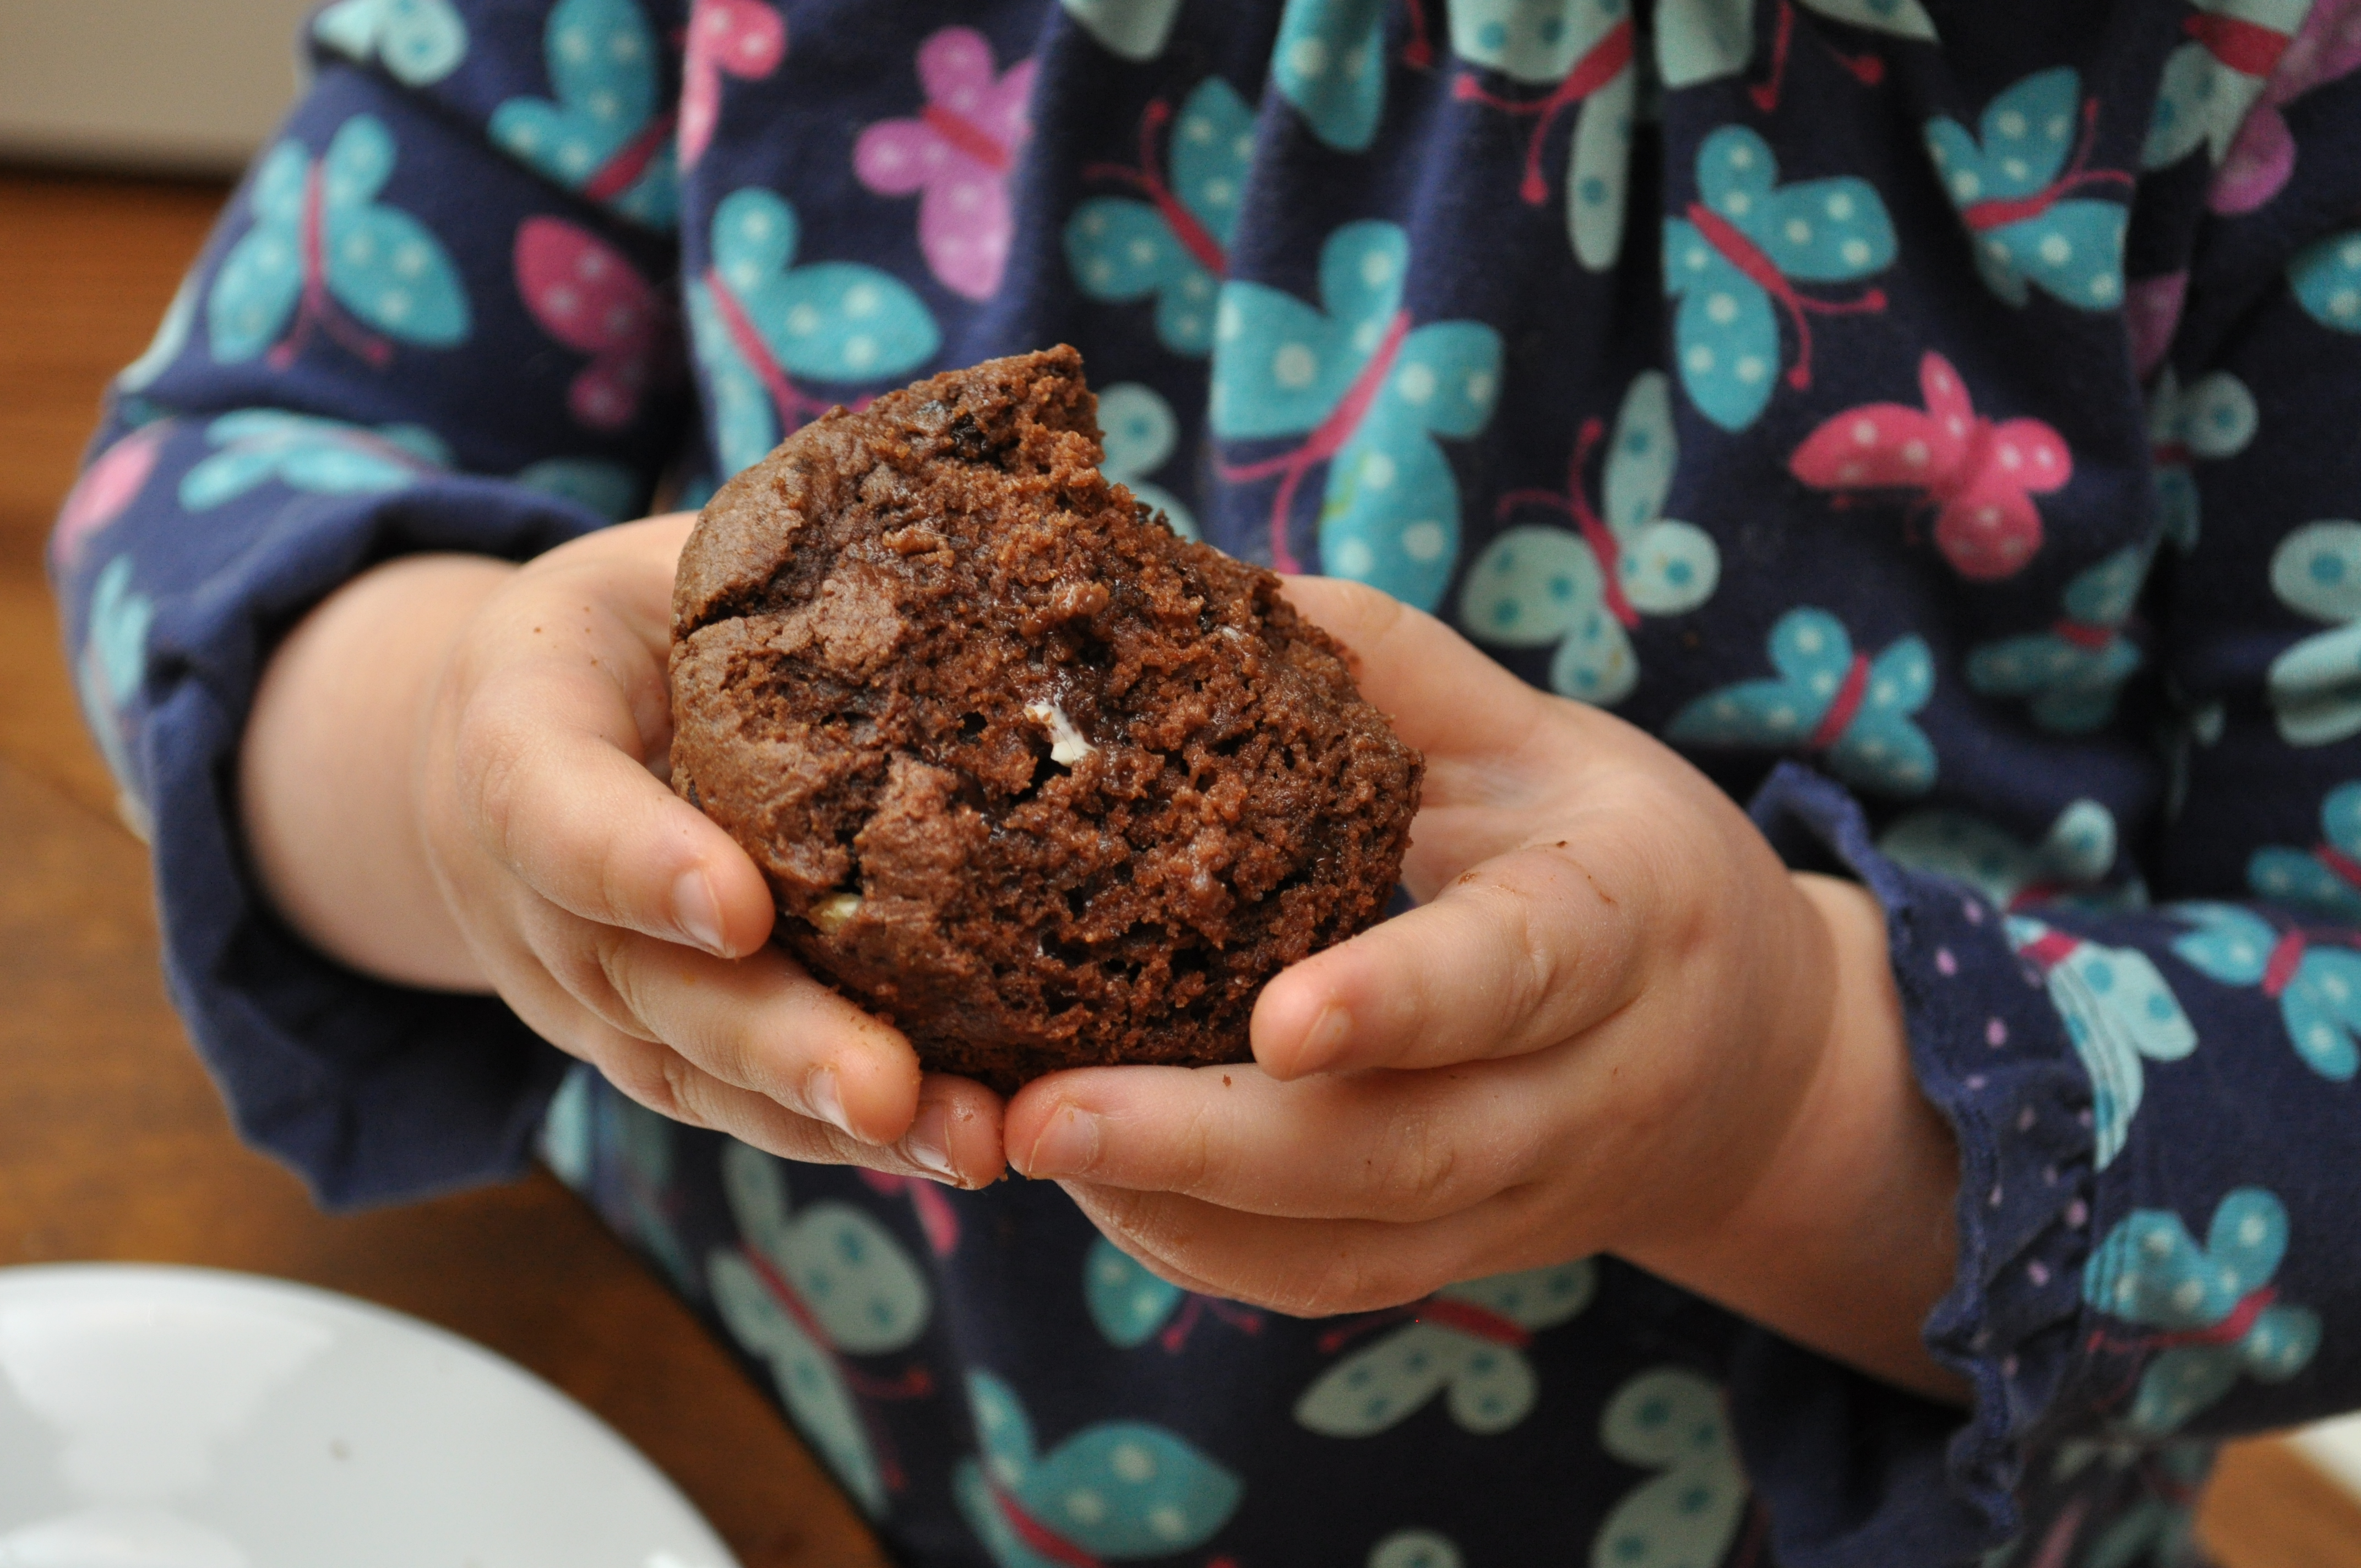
left=1727, top=763, right=2105, bottom=1566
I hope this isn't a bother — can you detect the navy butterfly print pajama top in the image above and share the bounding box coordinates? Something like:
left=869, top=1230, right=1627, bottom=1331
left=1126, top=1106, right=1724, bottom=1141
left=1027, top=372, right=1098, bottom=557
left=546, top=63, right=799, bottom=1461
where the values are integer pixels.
left=48, top=0, right=2361, bottom=1562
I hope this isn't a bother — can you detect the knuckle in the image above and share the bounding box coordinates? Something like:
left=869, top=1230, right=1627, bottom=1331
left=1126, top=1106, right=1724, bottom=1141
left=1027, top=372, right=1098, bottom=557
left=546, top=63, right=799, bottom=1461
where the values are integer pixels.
left=455, top=690, right=535, bottom=869
left=1377, top=1109, right=1463, bottom=1218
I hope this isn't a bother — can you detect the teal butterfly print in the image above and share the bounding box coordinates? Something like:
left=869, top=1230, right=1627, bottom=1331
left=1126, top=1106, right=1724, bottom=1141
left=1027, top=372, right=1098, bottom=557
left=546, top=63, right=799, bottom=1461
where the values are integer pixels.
left=2083, top=1188, right=2321, bottom=1436
left=1272, top=0, right=1396, bottom=152
left=2008, top=914, right=2195, bottom=1167
left=1655, top=0, right=1936, bottom=107
left=178, top=410, right=448, bottom=510
left=1459, top=370, right=1720, bottom=705
left=2266, top=520, right=2361, bottom=744
left=1065, top=78, right=1251, bottom=357
left=1294, top=1262, right=1596, bottom=1437
left=1446, top=0, right=1638, bottom=270
left=2148, top=367, right=2256, bottom=552
left=1966, top=544, right=2152, bottom=734
left=1667, top=608, right=1934, bottom=796
left=1663, top=126, right=1895, bottom=431
left=1082, top=1235, right=1260, bottom=1350
left=2292, top=228, right=2361, bottom=333
left=1095, top=383, right=1201, bottom=541
left=2249, top=781, right=2361, bottom=923
left=489, top=0, right=678, bottom=227
left=1591, top=1368, right=1753, bottom=1568
left=688, top=188, right=940, bottom=477
left=707, top=1142, right=934, bottom=1517
left=207, top=115, right=470, bottom=368
left=312, top=0, right=467, bottom=85
left=1369, top=1529, right=1464, bottom=1568
left=2170, top=902, right=2361, bottom=1081
left=1924, top=67, right=2131, bottom=311
left=117, top=275, right=197, bottom=395
left=1879, top=798, right=2125, bottom=913
left=2142, top=0, right=2309, bottom=172
left=1210, top=220, right=1502, bottom=609
left=75, top=555, right=156, bottom=837
left=1060, top=0, right=1185, bottom=61
left=955, top=1370, right=1243, bottom=1566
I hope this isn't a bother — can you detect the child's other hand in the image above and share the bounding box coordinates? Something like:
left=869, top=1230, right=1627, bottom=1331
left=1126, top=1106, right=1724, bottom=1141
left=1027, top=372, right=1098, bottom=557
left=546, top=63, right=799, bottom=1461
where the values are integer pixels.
left=243, top=516, right=1004, bottom=1187
left=1002, top=579, right=1959, bottom=1396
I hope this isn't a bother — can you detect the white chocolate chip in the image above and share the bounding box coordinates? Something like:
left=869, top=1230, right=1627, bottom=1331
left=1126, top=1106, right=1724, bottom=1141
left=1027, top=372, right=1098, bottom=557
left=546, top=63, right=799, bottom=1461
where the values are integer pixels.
left=810, top=892, right=863, bottom=934
left=1024, top=699, right=1094, bottom=765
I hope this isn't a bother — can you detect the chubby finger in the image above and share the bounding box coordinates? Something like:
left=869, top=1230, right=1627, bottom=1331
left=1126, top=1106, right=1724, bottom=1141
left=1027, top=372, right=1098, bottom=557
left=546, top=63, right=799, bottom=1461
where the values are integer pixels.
left=572, top=925, right=928, bottom=1146
left=448, top=647, right=774, bottom=960
left=1277, top=575, right=1549, bottom=762
left=1254, top=838, right=1651, bottom=1079
left=1005, top=1057, right=1551, bottom=1223
left=1059, top=1180, right=1547, bottom=1319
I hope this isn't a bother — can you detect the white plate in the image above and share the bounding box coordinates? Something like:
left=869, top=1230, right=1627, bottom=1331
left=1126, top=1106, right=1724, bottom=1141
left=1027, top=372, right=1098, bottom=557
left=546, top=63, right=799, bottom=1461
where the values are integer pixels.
left=0, top=1264, right=742, bottom=1568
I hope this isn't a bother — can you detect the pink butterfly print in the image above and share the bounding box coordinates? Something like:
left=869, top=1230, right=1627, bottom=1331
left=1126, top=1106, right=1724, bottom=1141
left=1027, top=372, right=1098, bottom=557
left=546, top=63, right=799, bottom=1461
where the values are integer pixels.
left=858, top=1170, right=960, bottom=1256
left=852, top=28, right=1038, bottom=302
left=2211, top=0, right=2361, bottom=214
left=514, top=216, right=672, bottom=431
left=1788, top=351, right=2070, bottom=581
left=52, top=424, right=166, bottom=572
left=678, top=0, right=784, bottom=170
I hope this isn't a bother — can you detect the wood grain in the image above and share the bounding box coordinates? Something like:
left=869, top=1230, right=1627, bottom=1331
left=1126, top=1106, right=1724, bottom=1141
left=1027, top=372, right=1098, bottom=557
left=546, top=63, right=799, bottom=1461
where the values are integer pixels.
left=5, top=164, right=2358, bottom=1568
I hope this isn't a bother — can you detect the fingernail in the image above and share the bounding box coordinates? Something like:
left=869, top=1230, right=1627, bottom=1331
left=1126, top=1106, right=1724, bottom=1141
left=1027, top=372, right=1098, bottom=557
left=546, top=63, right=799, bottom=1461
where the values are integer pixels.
left=900, top=1099, right=958, bottom=1183
left=1293, top=1004, right=1354, bottom=1075
left=672, top=868, right=727, bottom=956
left=804, top=1066, right=862, bottom=1142
left=1019, top=1103, right=1100, bottom=1179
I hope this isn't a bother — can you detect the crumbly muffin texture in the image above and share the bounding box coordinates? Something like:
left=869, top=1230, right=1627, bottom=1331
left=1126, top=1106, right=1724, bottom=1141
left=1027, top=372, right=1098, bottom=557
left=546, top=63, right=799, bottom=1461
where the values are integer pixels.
left=668, top=347, right=1422, bottom=1091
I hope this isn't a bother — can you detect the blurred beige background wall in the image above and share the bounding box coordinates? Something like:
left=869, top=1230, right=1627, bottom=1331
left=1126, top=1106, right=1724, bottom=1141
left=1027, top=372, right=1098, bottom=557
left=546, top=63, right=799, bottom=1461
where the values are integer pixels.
left=0, top=0, right=314, bottom=173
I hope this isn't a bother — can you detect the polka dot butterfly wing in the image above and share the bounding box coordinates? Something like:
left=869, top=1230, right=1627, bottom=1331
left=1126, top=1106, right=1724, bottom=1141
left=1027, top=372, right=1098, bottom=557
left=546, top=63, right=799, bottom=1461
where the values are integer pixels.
left=2170, top=901, right=2361, bottom=1081
left=1095, top=383, right=1200, bottom=541
left=1965, top=544, right=2150, bottom=733
left=2248, top=781, right=2361, bottom=923
left=2142, top=0, right=2310, bottom=172
left=2148, top=367, right=2257, bottom=552
left=1923, top=67, right=2128, bottom=312
left=2007, top=913, right=2195, bottom=1167
left=1446, top=0, right=1638, bottom=270
left=514, top=216, right=667, bottom=431
left=1084, top=1234, right=1183, bottom=1348
left=1060, top=0, right=1186, bottom=62
left=312, top=0, right=468, bottom=85
left=489, top=0, right=678, bottom=227
left=1460, top=369, right=1720, bottom=705
left=706, top=1141, right=932, bottom=1517
left=2291, top=227, right=2361, bottom=333
left=1665, top=608, right=1935, bottom=796
left=955, top=1370, right=1243, bottom=1566
left=2083, top=1188, right=2321, bottom=1436
left=1662, top=125, right=1895, bottom=432
left=206, top=116, right=470, bottom=367
left=1272, top=0, right=1394, bottom=153
left=2211, top=0, right=2361, bottom=215
left=1653, top=0, right=1938, bottom=94
left=1210, top=220, right=1502, bottom=609
left=1062, top=75, right=1252, bottom=356
left=1789, top=352, right=2066, bottom=581
left=687, top=188, right=940, bottom=475
left=1591, top=1368, right=1748, bottom=1568
left=1293, top=1261, right=1594, bottom=1438
left=177, top=410, right=447, bottom=511
left=678, top=0, right=785, bottom=169
left=1879, top=797, right=2119, bottom=911
left=854, top=28, right=1037, bottom=302
left=2266, top=521, right=2361, bottom=744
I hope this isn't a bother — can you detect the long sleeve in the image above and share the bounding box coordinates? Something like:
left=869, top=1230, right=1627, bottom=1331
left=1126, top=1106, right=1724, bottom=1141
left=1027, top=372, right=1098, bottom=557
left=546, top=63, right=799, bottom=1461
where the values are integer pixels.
left=47, top=1, right=694, bottom=1206
left=1715, top=43, right=2361, bottom=1561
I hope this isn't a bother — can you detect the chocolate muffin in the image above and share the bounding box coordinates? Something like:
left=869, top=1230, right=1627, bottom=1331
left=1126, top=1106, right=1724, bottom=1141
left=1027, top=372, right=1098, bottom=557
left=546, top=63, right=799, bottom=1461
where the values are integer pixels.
left=668, top=347, right=1421, bottom=1091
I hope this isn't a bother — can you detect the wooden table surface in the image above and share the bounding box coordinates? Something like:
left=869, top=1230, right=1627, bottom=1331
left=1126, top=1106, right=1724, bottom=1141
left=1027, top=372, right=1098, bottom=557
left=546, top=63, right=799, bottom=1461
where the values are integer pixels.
left=3, top=165, right=2356, bottom=1568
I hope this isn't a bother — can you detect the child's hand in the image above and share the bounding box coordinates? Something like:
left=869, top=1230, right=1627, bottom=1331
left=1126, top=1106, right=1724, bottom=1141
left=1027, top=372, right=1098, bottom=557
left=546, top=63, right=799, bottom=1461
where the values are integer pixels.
left=1003, top=579, right=1961, bottom=1396
left=241, top=515, right=1004, bottom=1187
